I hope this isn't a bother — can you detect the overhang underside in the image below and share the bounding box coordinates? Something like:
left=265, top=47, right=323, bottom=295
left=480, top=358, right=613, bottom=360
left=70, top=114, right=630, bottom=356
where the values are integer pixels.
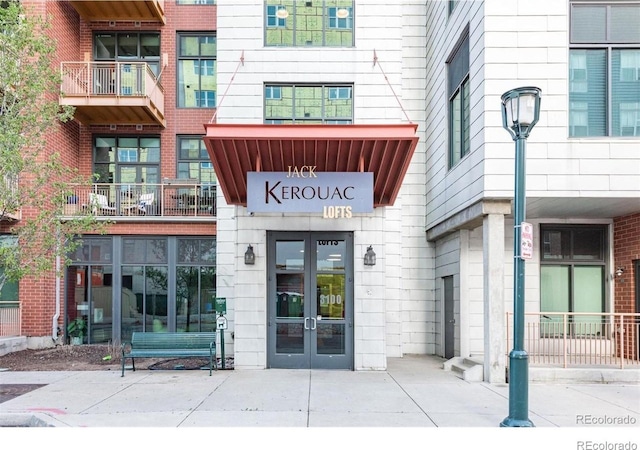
left=202, top=123, right=419, bottom=208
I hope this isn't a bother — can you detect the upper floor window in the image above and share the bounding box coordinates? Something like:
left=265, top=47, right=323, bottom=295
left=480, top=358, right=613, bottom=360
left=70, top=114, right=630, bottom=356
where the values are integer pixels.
left=177, top=137, right=216, bottom=185
left=94, top=32, right=160, bottom=75
left=94, top=136, right=161, bottom=185
left=265, top=1, right=354, bottom=47
left=178, top=34, right=217, bottom=108
left=448, top=1, right=458, bottom=15
left=448, top=32, right=470, bottom=169
left=569, top=2, right=640, bottom=137
left=264, top=84, right=353, bottom=124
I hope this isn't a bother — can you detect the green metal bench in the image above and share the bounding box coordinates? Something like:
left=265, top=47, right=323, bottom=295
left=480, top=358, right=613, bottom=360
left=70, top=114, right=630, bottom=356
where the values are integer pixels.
left=121, top=332, right=217, bottom=377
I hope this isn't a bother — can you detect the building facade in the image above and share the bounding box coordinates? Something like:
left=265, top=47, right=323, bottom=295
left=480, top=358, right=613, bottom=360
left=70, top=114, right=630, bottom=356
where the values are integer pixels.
left=1, top=0, right=638, bottom=380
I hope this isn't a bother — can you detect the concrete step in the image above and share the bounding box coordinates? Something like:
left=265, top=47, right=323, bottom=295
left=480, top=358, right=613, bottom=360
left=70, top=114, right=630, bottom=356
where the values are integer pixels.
left=443, top=356, right=484, bottom=382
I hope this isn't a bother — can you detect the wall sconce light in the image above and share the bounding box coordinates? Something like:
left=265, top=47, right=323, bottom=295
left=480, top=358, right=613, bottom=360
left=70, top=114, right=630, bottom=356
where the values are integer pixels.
left=364, top=245, right=376, bottom=266
left=615, top=267, right=624, bottom=277
left=244, top=245, right=255, bottom=265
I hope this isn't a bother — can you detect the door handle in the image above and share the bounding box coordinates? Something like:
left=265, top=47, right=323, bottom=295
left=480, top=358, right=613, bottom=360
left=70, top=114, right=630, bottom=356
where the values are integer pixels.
left=310, top=317, right=317, bottom=330
left=304, top=317, right=310, bottom=330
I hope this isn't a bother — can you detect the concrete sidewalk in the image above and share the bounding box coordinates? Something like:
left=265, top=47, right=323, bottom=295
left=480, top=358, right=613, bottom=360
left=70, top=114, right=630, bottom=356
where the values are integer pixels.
left=1, top=355, right=638, bottom=446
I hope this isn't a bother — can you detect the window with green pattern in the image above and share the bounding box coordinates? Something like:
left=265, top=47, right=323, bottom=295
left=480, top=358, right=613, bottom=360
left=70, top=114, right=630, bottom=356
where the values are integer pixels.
left=265, top=0, right=354, bottom=47
left=265, top=84, right=353, bottom=123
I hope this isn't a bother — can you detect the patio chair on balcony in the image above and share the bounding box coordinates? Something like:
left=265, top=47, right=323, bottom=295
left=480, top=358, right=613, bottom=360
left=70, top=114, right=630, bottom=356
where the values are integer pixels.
left=89, top=193, right=117, bottom=215
left=125, top=192, right=155, bottom=215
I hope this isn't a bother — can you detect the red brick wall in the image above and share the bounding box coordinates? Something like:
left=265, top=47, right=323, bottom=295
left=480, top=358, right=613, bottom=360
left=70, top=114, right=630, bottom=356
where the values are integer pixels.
left=14, top=1, right=82, bottom=337
left=613, top=212, right=640, bottom=360
left=13, top=1, right=219, bottom=340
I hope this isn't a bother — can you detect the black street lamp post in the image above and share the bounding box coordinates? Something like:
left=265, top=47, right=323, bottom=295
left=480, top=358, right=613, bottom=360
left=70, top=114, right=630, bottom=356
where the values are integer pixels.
left=499, top=86, right=541, bottom=428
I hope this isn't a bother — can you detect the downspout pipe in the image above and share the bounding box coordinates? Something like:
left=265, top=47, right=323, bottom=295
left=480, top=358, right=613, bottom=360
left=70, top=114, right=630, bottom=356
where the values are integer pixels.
left=52, top=232, right=62, bottom=343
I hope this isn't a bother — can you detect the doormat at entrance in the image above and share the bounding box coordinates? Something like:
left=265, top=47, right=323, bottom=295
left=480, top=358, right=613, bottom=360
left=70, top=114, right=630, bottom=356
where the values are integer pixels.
left=0, top=384, right=47, bottom=404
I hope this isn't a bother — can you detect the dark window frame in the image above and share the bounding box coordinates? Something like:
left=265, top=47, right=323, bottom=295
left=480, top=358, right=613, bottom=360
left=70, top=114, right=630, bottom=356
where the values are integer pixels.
left=539, top=224, right=608, bottom=316
left=447, top=31, right=470, bottom=169
left=177, top=33, right=217, bottom=109
left=264, top=0, right=355, bottom=47
left=176, top=135, right=216, bottom=184
left=569, top=2, right=640, bottom=137
left=93, top=135, right=161, bottom=185
left=264, top=83, right=354, bottom=124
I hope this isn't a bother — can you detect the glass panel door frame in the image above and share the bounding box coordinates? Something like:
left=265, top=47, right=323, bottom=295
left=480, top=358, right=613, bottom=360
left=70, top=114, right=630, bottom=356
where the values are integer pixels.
left=267, top=231, right=354, bottom=370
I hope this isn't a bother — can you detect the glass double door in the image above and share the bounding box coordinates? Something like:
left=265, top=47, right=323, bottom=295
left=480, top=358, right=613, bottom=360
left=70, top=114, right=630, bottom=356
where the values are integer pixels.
left=267, top=232, right=353, bottom=370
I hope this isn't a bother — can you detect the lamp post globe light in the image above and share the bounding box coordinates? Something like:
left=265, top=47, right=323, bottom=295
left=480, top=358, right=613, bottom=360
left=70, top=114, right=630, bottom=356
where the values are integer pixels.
left=499, top=86, right=541, bottom=428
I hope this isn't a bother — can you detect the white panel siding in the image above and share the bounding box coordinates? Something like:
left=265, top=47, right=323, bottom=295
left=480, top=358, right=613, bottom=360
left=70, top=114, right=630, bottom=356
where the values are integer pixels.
left=216, top=1, right=432, bottom=368
left=482, top=0, right=640, bottom=201
left=425, top=0, right=486, bottom=229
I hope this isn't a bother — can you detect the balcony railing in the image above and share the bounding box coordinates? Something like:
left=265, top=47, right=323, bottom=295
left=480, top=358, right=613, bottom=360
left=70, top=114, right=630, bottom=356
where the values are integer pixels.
left=63, top=182, right=216, bottom=219
left=60, top=61, right=165, bottom=126
left=0, top=301, right=21, bottom=337
left=506, top=312, right=640, bottom=369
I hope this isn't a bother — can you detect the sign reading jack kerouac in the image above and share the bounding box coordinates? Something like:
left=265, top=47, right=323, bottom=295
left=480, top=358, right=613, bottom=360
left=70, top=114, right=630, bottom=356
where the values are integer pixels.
left=247, top=171, right=373, bottom=215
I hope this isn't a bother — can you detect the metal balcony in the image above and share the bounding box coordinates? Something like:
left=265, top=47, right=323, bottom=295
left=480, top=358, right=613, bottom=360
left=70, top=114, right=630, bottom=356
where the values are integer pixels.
left=69, top=0, right=166, bottom=24
left=60, top=62, right=165, bottom=127
left=62, top=182, right=216, bottom=221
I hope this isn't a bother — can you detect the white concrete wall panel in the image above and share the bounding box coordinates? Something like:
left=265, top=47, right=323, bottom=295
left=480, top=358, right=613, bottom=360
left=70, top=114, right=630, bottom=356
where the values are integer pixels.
left=216, top=1, right=432, bottom=369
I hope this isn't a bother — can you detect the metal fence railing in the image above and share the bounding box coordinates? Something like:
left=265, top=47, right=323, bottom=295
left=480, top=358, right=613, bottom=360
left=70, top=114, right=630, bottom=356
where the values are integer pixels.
left=506, top=312, right=640, bottom=369
left=60, top=61, right=164, bottom=103
left=63, top=182, right=216, bottom=218
left=0, top=301, right=21, bottom=337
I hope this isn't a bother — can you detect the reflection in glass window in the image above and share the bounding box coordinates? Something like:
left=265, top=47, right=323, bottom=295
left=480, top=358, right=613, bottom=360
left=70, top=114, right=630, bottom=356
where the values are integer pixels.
left=265, top=0, right=354, bottom=47
left=569, top=3, right=640, bottom=136
left=122, top=238, right=167, bottom=264
left=71, top=238, right=113, bottom=263
left=569, top=49, right=606, bottom=137
left=93, top=136, right=160, bottom=185
left=176, top=238, right=216, bottom=332
left=94, top=32, right=160, bottom=75
left=178, top=34, right=217, bottom=108
left=539, top=225, right=606, bottom=335
left=177, top=137, right=217, bottom=184
left=176, top=266, right=216, bottom=332
left=265, top=85, right=282, bottom=100
left=195, top=90, right=216, bottom=107
left=266, top=4, right=287, bottom=27
left=328, top=6, right=352, bottom=29
left=275, top=241, right=305, bottom=270
left=265, top=84, right=353, bottom=124
left=448, top=33, right=470, bottom=169
left=0, top=267, right=18, bottom=302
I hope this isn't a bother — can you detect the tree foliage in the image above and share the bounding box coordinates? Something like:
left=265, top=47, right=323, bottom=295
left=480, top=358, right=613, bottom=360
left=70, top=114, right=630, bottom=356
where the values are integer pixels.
left=0, top=2, right=104, bottom=293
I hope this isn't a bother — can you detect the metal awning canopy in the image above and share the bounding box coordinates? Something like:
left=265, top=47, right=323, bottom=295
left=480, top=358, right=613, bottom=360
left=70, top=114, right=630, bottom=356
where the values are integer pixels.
left=202, top=123, right=419, bottom=208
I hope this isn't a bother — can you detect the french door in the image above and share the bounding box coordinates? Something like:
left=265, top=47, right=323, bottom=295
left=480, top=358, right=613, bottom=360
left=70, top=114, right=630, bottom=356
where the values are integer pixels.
left=267, top=232, right=354, bottom=369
